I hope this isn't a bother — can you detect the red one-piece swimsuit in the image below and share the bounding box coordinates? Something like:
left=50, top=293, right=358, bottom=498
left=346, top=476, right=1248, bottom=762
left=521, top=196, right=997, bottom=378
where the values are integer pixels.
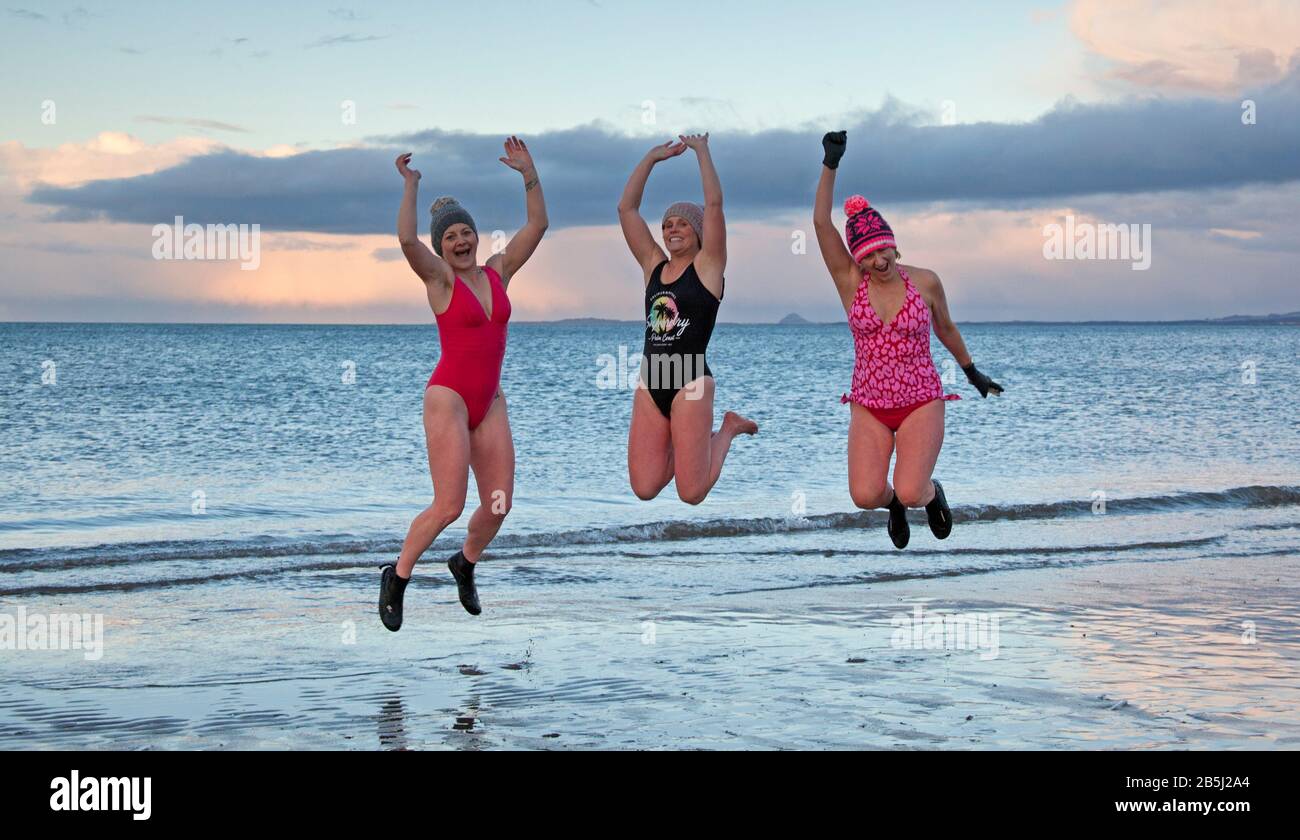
left=427, top=266, right=511, bottom=429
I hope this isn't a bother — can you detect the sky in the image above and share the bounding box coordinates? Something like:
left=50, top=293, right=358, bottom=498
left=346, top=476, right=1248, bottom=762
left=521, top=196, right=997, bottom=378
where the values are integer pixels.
left=1, top=0, right=1298, bottom=323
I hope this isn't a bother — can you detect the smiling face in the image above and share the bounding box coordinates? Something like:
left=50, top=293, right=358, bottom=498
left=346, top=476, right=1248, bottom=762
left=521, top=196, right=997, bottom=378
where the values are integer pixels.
left=858, top=246, right=900, bottom=280
left=662, top=215, right=700, bottom=256
left=441, top=223, right=478, bottom=271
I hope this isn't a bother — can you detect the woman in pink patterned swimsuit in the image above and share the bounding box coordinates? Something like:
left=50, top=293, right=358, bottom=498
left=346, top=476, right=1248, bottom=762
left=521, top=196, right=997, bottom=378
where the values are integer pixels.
left=814, top=131, right=1003, bottom=549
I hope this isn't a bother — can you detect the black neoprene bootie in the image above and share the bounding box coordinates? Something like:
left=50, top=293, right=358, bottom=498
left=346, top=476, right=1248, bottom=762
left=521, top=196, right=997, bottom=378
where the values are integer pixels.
left=447, top=551, right=482, bottom=616
left=886, top=492, right=910, bottom=550
left=926, top=480, right=952, bottom=540
left=379, top=563, right=409, bottom=632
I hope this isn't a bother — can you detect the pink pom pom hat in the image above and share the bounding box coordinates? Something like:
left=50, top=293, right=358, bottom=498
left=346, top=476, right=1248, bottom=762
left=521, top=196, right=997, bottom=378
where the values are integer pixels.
left=843, top=195, right=896, bottom=261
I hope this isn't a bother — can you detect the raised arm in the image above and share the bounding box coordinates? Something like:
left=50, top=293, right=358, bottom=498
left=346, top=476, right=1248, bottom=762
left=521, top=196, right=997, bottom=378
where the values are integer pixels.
left=618, top=140, right=682, bottom=280
left=487, top=135, right=548, bottom=286
left=395, top=152, right=451, bottom=286
left=680, top=133, right=726, bottom=292
left=814, top=131, right=857, bottom=306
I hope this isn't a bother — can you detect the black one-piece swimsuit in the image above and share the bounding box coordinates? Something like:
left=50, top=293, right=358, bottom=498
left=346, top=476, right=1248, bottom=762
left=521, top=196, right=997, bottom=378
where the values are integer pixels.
left=640, top=259, right=722, bottom=418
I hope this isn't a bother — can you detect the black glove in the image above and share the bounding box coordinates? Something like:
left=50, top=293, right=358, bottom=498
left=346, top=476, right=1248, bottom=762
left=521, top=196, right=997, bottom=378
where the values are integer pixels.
left=822, top=130, right=847, bottom=170
left=962, top=363, right=1003, bottom=398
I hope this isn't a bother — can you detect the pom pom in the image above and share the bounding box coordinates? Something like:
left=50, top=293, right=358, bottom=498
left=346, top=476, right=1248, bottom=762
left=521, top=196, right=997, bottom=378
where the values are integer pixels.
left=844, top=195, right=870, bottom=216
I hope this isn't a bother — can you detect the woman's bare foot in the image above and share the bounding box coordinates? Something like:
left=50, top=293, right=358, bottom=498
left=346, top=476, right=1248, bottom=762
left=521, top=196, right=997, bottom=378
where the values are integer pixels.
left=722, top=410, right=758, bottom=436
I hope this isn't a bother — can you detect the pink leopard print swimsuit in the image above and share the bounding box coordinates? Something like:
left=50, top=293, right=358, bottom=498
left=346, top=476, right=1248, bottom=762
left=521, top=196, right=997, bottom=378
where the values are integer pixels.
left=841, top=266, right=958, bottom=430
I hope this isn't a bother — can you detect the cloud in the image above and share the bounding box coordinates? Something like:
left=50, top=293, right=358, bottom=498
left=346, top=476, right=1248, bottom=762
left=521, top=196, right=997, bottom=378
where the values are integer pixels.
left=1071, top=0, right=1300, bottom=92
left=7, top=6, right=92, bottom=25
left=93, top=187, right=1300, bottom=321
left=5, top=170, right=1299, bottom=323
left=25, top=68, right=1300, bottom=236
left=0, top=132, right=226, bottom=191
left=305, top=33, right=387, bottom=48
left=135, top=115, right=252, bottom=134
left=1210, top=228, right=1263, bottom=242
left=262, top=234, right=356, bottom=251
left=0, top=237, right=97, bottom=255
left=61, top=6, right=90, bottom=27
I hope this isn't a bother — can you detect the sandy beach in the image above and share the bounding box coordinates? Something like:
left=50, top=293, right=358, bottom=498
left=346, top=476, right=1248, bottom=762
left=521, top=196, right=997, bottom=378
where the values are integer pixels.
left=4, top=544, right=1295, bottom=750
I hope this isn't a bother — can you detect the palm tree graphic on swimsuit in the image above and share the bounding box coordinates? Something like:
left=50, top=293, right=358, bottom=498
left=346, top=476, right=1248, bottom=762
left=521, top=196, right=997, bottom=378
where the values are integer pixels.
left=648, top=295, right=690, bottom=340
left=650, top=299, right=673, bottom=331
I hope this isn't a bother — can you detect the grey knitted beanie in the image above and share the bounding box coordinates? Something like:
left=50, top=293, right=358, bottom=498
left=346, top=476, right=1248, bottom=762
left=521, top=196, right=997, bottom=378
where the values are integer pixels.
left=429, top=196, right=477, bottom=256
left=661, top=201, right=704, bottom=247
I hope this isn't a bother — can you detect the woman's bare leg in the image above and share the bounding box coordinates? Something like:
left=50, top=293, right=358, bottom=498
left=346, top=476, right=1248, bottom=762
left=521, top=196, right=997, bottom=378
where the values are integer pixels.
left=462, top=393, right=514, bottom=563
left=892, top=399, right=945, bottom=507
left=396, top=386, right=470, bottom=578
left=669, top=376, right=757, bottom=505
left=847, top=403, right=896, bottom=509
left=628, top=385, right=674, bottom=500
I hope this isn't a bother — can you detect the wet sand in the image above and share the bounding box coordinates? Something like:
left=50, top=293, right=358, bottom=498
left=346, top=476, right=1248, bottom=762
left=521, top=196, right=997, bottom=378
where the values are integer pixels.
left=3, top=548, right=1296, bottom=750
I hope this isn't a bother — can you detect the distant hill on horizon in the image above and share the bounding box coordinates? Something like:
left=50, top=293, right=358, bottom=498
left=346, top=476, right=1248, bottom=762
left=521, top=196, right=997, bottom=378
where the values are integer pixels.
left=1207, top=311, right=1300, bottom=323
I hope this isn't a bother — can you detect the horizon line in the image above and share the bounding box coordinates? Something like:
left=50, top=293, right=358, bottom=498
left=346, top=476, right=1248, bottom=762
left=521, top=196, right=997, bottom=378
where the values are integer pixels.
left=3, top=315, right=1298, bottom=328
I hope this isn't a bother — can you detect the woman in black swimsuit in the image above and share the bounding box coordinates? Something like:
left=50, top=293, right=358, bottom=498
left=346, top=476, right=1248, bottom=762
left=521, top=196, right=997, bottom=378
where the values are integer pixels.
left=617, top=133, right=757, bottom=504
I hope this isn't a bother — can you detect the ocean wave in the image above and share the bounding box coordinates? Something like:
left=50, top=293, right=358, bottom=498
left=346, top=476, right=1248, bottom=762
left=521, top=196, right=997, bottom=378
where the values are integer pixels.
left=2, top=484, right=1295, bottom=574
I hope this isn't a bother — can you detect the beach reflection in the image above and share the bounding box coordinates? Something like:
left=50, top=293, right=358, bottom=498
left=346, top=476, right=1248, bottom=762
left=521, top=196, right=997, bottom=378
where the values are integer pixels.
left=377, top=697, right=410, bottom=751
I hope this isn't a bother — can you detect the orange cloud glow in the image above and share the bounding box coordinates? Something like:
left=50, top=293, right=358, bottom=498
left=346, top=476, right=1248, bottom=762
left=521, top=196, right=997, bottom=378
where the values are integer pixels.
left=1070, top=0, right=1300, bottom=92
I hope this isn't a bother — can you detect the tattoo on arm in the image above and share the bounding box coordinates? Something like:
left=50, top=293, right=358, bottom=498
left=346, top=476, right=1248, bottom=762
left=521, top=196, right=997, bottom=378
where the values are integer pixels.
left=524, top=176, right=539, bottom=191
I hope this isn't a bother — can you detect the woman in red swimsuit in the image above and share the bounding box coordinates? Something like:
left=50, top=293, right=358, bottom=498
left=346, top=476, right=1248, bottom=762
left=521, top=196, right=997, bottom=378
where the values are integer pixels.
left=814, top=131, right=1003, bottom=549
left=379, top=138, right=548, bottom=630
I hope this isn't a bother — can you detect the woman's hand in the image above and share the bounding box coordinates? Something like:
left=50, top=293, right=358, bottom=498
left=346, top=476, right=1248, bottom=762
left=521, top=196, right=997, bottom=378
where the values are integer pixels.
left=679, top=132, right=710, bottom=152
left=498, top=135, right=535, bottom=174
left=395, top=152, right=420, bottom=182
left=822, top=130, right=847, bottom=169
left=645, top=139, right=687, bottom=162
left=963, top=363, right=1004, bottom=398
